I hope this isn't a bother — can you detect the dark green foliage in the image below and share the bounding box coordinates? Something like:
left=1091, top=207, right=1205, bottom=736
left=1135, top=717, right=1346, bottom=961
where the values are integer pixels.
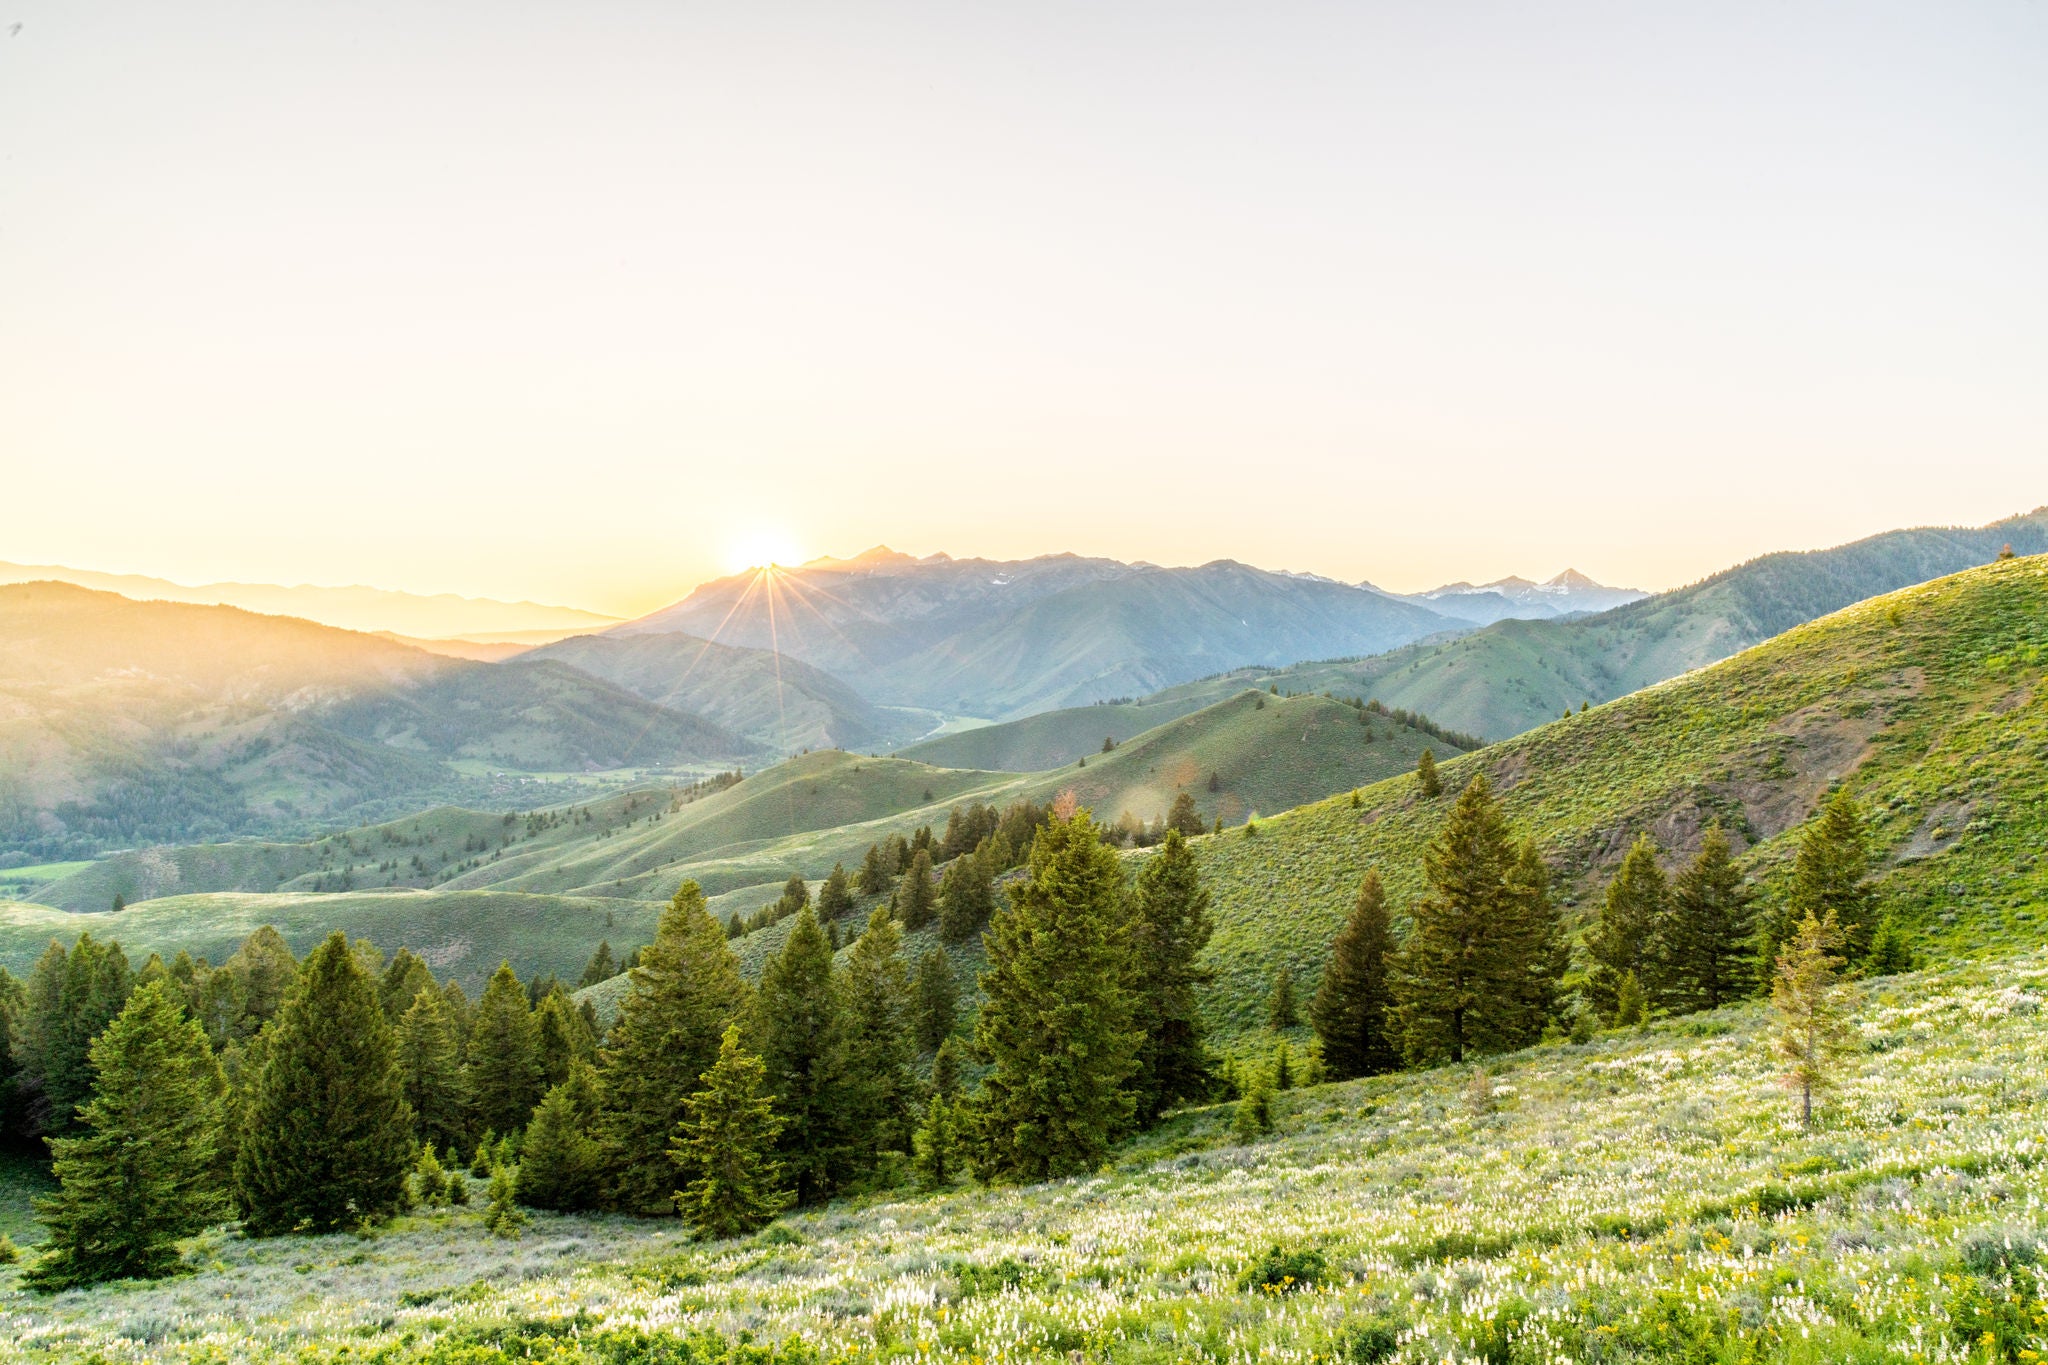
left=1267, top=964, right=1298, bottom=1029
left=1128, top=829, right=1216, bottom=1123
left=1865, top=914, right=1915, bottom=976
left=1781, top=789, right=1878, bottom=962
left=378, top=947, right=437, bottom=1024
left=1310, top=872, right=1400, bottom=1079
left=535, top=989, right=594, bottom=1089
left=817, top=863, right=854, bottom=920
left=25, top=982, right=227, bottom=1290
left=484, top=1161, right=525, bottom=1238
left=398, top=983, right=468, bottom=1156
left=858, top=844, right=888, bottom=895
left=775, top=874, right=810, bottom=921
left=755, top=907, right=850, bottom=1206
left=1237, top=1245, right=1328, bottom=1295
left=936, top=849, right=995, bottom=943
left=894, top=848, right=936, bottom=931
left=910, top=1093, right=959, bottom=1188
left=230, top=926, right=299, bottom=1027
left=515, top=1064, right=605, bottom=1212
left=931, top=1035, right=964, bottom=1101
left=467, top=963, right=543, bottom=1138
left=20, top=933, right=134, bottom=1136
left=912, top=946, right=957, bottom=1054
left=1416, top=748, right=1442, bottom=798
left=1655, top=825, right=1758, bottom=1013
left=237, top=932, right=414, bottom=1235
left=578, top=941, right=617, bottom=989
left=840, top=908, right=914, bottom=1158
left=972, top=810, right=1139, bottom=1180
left=599, top=881, right=752, bottom=1214
left=1232, top=1070, right=1273, bottom=1142
left=1167, top=790, right=1206, bottom=836
left=1389, top=776, right=1564, bottom=1064
left=670, top=1025, right=789, bottom=1239
left=1584, top=834, right=1670, bottom=1024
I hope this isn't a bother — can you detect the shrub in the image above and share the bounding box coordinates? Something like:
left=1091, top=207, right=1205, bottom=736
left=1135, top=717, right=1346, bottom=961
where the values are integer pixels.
left=1340, top=1314, right=1405, bottom=1363
left=1238, top=1244, right=1329, bottom=1295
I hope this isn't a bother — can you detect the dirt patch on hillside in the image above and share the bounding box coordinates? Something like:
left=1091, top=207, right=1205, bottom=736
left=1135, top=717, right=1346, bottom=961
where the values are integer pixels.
left=1895, top=800, right=1972, bottom=862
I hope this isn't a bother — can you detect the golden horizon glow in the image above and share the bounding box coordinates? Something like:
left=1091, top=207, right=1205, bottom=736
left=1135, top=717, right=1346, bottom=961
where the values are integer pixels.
left=721, top=531, right=808, bottom=578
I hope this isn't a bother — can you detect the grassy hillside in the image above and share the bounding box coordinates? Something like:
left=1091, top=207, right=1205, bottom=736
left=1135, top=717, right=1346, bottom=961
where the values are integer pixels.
left=897, top=694, right=1218, bottom=770
left=526, top=631, right=927, bottom=754
left=1157, top=508, right=2048, bottom=742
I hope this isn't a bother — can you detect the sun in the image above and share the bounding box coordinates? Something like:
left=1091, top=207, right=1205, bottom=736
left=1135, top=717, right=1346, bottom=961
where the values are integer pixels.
left=722, top=529, right=807, bottom=576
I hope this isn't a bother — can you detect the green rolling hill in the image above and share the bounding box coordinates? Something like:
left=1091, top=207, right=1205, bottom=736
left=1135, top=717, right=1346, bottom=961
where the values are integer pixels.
left=897, top=694, right=1218, bottom=770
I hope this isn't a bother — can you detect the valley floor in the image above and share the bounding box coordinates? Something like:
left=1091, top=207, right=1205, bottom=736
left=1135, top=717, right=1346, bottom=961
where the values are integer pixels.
left=6, top=948, right=2048, bottom=1363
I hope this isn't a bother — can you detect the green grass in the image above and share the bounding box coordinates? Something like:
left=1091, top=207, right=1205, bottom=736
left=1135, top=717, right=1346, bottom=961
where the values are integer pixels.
left=897, top=695, right=1218, bottom=770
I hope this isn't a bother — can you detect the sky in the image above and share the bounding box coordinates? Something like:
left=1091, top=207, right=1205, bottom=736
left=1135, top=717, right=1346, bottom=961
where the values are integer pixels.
left=1, top=2, right=2043, bottom=618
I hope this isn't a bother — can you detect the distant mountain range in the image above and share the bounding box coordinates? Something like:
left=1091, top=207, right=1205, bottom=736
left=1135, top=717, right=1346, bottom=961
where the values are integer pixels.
left=615, top=549, right=1463, bottom=719
left=0, top=562, right=619, bottom=642
left=1370, top=569, right=1647, bottom=625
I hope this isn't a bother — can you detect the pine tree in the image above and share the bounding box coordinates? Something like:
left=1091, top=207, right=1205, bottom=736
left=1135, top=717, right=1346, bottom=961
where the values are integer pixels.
left=1781, top=790, right=1878, bottom=963
left=598, top=881, right=752, bottom=1213
left=1612, top=971, right=1647, bottom=1027
left=237, top=933, right=414, bottom=1235
left=227, top=926, right=299, bottom=1028
left=775, top=874, right=810, bottom=921
left=669, top=1025, right=789, bottom=1239
left=397, top=984, right=468, bottom=1156
left=937, top=850, right=995, bottom=943
left=25, top=982, right=228, bottom=1291
left=1128, top=829, right=1215, bottom=1123
left=1416, top=748, right=1442, bottom=798
left=1865, top=914, right=1915, bottom=976
left=1232, top=1070, right=1274, bottom=1142
left=931, top=1035, right=964, bottom=1101
left=1310, top=872, right=1400, bottom=1079
left=841, top=908, right=914, bottom=1158
left=515, top=1063, right=605, bottom=1212
left=1583, top=835, right=1670, bottom=1024
left=1268, top=965, right=1299, bottom=1029
left=894, top=849, right=937, bottom=931
left=578, top=941, right=618, bottom=988
left=535, top=989, right=594, bottom=1088
left=440, top=979, right=473, bottom=1060
left=910, top=1093, right=958, bottom=1189
left=858, top=844, right=888, bottom=896
left=905, top=946, right=955, bottom=1053
left=27, top=935, right=138, bottom=1137
left=817, top=863, right=854, bottom=921
left=1655, top=824, right=1758, bottom=1013
left=378, top=948, right=437, bottom=1024
left=467, top=963, right=543, bottom=1137
left=972, top=810, right=1140, bottom=1179
left=1166, top=790, right=1206, bottom=837
left=1388, top=776, right=1564, bottom=1065
left=484, top=1161, right=525, bottom=1238
left=1771, top=911, right=1858, bottom=1127
left=756, top=906, right=851, bottom=1206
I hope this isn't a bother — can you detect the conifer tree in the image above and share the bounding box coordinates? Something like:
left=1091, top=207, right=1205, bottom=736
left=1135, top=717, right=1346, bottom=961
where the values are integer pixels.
left=1780, top=790, right=1878, bottom=963
left=670, top=1025, right=789, bottom=1239
left=1864, top=914, right=1915, bottom=976
left=467, top=963, right=543, bottom=1137
left=237, top=933, right=413, bottom=1234
left=841, top=907, right=914, bottom=1157
left=817, top=863, right=854, bottom=921
left=1310, top=872, right=1400, bottom=1079
left=441, top=979, right=473, bottom=1061
left=756, top=906, right=851, bottom=1205
left=1166, top=790, right=1206, bottom=837
left=598, top=881, right=752, bottom=1213
left=25, top=982, right=228, bottom=1291
left=1612, top=971, right=1647, bottom=1027
left=910, top=1093, right=958, bottom=1188
left=858, top=844, right=888, bottom=896
left=578, top=941, right=617, bottom=988
left=535, top=988, right=594, bottom=1088
left=1388, top=776, right=1564, bottom=1064
left=1416, top=748, right=1442, bottom=798
left=1653, top=824, right=1759, bottom=1013
left=27, top=934, right=135, bottom=1136
left=894, top=849, right=937, bottom=931
left=1128, top=829, right=1215, bottom=1123
left=1268, top=965, right=1299, bottom=1029
left=484, top=1160, right=525, bottom=1238
left=378, top=948, right=436, bottom=1024
left=1771, top=911, right=1858, bottom=1127
left=1584, top=835, right=1670, bottom=1024
left=931, top=1035, right=964, bottom=1101
left=912, top=946, right=957, bottom=1054
left=775, top=874, right=810, bottom=922
left=397, top=983, right=468, bottom=1156
left=228, top=926, right=298, bottom=1028
left=515, top=1063, right=605, bottom=1212
left=973, top=810, right=1140, bottom=1179
left=937, top=849, right=995, bottom=943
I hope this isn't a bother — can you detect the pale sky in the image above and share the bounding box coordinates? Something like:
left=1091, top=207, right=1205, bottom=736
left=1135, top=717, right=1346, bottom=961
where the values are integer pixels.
left=2, top=1, right=2043, bottom=617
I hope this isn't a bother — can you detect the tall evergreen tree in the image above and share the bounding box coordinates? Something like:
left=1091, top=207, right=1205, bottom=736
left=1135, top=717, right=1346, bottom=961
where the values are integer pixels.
left=579, top=941, right=618, bottom=988
left=937, top=850, right=995, bottom=943
left=1128, top=829, right=1215, bottom=1123
left=397, top=984, right=468, bottom=1156
left=894, top=849, right=937, bottom=931
left=598, top=881, right=753, bottom=1213
left=441, top=979, right=473, bottom=1063
left=669, top=1025, right=789, bottom=1239
left=911, top=946, right=957, bottom=1054
left=228, top=926, right=298, bottom=1028
left=1166, top=790, right=1206, bottom=837
left=1771, top=911, right=1858, bottom=1127
left=515, top=1063, right=605, bottom=1212
left=931, top=1035, right=964, bottom=1101
left=378, top=948, right=437, bottom=1024
left=775, top=874, right=810, bottom=921
left=1388, top=776, right=1564, bottom=1064
left=858, top=844, right=888, bottom=896
left=1781, top=790, right=1878, bottom=963
left=25, top=982, right=227, bottom=1291
left=1416, top=748, right=1442, bottom=798
left=237, top=933, right=414, bottom=1234
left=1583, top=835, right=1670, bottom=1024
left=467, top=963, right=543, bottom=1137
left=535, top=988, right=594, bottom=1088
left=1267, top=965, right=1299, bottom=1029
left=755, top=906, right=850, bottom=1206
left=34, top=934, right=134, bottom=1135
left=972, top=810, right=1140, bottom=1180
left=817, top=863, right=855, bottom=921
left=1310, top=872, right=1400, bottom=1079
left=910, top=1093, right=959, bottom=1189
left=1654, top=824, right=1758, bottom=1013
left=840, top=908, right=914, bottom=1157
